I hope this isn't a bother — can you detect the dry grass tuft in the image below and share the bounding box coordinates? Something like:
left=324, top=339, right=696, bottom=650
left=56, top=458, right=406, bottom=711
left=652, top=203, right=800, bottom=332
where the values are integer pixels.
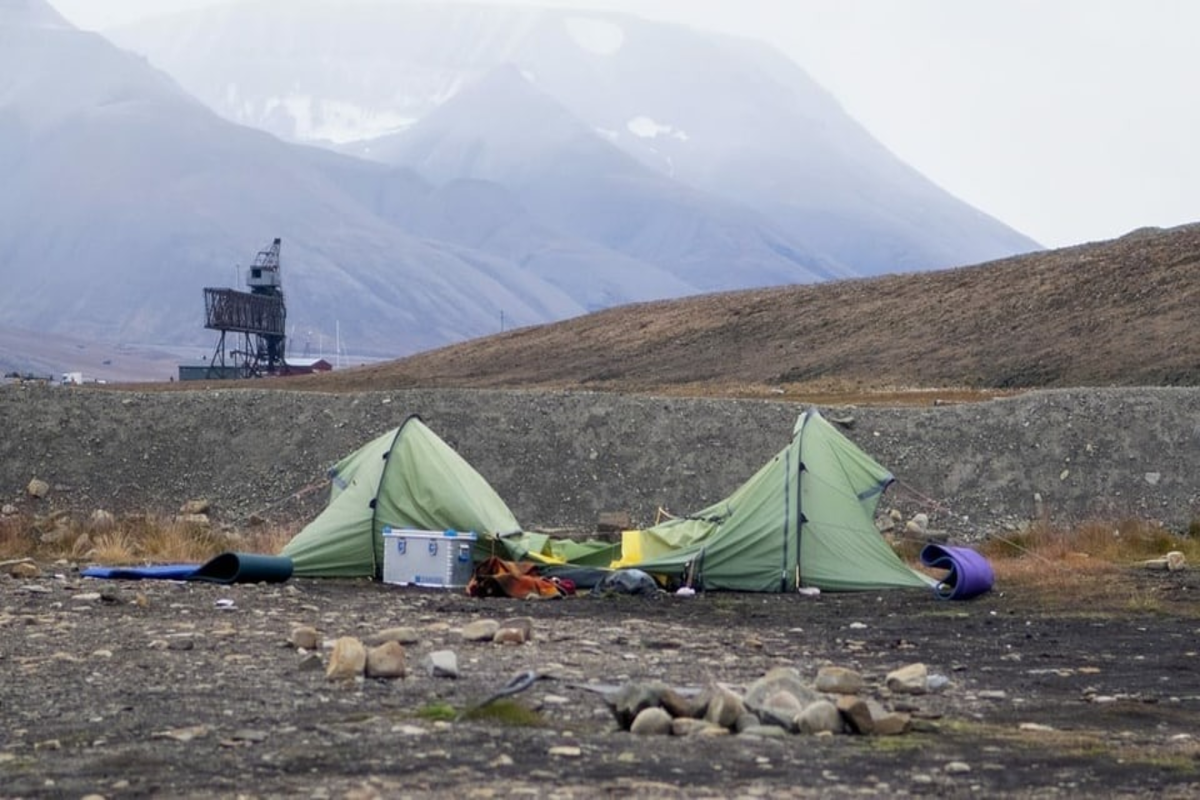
left=972, top=519, right=1200, bottom=611
left=982, top=518, right=1199, bottom=568
left=0, top=511, right=300, bottom=565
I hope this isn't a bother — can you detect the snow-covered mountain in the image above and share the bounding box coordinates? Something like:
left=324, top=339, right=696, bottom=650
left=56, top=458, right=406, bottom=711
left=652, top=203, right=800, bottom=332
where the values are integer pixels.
left=4, top=0, right=767, bottom=359
left=109, top=0, right=1042, bottom=275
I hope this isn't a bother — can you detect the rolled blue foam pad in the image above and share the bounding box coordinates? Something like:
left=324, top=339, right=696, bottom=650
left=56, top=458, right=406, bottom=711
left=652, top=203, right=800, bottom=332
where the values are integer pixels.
left=82, top=552, right=293, bottom=584
left=920, top=543, right=995, bottom=600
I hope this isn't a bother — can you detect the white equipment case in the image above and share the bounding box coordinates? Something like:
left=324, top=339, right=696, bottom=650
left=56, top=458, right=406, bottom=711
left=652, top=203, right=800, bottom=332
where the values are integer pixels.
left=381, top=527, right=477, bottom=588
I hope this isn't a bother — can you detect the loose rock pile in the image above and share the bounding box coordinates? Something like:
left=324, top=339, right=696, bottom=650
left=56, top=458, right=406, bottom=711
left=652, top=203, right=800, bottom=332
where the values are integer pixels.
left=282, top=614, right=944, bottom=740
left=604, top=662, right=939, bottom=738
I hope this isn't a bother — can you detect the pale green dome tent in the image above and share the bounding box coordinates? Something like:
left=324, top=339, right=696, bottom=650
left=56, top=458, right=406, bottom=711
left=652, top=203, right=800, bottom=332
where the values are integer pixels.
left=612, top=410, right=935, bottom=592
left=282, top=416, right=521, bottom=577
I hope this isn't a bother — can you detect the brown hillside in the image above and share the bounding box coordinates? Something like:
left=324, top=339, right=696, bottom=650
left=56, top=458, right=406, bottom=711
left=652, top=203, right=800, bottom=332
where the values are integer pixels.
left=263, top=223, right=1200, bottom=398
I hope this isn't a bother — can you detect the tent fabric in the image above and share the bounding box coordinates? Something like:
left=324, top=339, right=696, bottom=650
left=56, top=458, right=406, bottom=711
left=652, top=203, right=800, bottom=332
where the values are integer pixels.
left=624, top=410, right=934, bottom=592
left=282, top=416, right=520, bottom=578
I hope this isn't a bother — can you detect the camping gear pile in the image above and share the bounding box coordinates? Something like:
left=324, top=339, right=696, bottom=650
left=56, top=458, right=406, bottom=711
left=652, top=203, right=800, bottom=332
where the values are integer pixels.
left=280, top=413, right=993, bottom=599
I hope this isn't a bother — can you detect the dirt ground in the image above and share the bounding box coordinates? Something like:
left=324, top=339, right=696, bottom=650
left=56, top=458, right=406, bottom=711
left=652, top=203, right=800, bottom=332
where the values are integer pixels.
left=3, top=566, right=1199, bottom=799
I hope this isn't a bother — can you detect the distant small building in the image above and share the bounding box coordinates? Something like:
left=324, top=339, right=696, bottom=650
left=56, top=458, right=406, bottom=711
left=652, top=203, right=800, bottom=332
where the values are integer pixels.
left=177, top=358, right=331, bottom=381
left=284, top=358, right=333, bottom=375
left=178, top=363, right=244, bottom=381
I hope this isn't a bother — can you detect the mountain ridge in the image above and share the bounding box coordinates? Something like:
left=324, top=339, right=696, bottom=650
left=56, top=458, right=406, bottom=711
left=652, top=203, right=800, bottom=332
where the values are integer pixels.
left=276, top=223, right=1200, bottom=395
left=108, top=1, right=1042, bottom=276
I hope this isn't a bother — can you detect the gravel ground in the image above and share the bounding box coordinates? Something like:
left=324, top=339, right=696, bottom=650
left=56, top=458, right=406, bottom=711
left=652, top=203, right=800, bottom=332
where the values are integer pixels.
left=1, top=568, right=1199, bottom=799
left=2, top=385, right=1199, bottom=536
left=2, top=384, right=1200, bottom=798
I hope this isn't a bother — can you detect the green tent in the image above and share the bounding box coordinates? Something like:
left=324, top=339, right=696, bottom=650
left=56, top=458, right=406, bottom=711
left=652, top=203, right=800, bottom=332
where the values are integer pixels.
left=283, top=416, right=521, bottom=577
left=619, top=410, right=934, bottom=592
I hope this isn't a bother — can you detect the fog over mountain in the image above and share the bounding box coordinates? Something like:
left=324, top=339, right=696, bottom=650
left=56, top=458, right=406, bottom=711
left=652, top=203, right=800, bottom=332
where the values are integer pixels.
left=1, top=0, right=718, bottom=360
left=110, top=1, right=1041, bottom=274
left=2, top=0, right=1042, bottom=375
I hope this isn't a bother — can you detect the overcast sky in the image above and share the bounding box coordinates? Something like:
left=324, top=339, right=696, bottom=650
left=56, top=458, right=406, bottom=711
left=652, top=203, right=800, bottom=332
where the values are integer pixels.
left=50, top=0, right=1199, bottom=248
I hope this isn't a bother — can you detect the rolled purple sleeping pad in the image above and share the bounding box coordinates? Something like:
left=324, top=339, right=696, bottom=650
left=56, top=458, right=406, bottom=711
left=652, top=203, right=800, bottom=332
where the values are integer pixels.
left=919, top=543, right=995, bottom=600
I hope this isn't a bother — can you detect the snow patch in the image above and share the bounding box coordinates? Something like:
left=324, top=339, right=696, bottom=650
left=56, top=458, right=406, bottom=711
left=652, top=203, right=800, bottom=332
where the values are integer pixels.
left=269, top=93, right=414, bottom=143
left=595, top=127, right=620, bottom=142
left=626, top=116, right=689, bottom=142
left=564, top=17, right=624, bottom=56
left=430, top=76, right=463, bottom=106
left=520, top=68, right=537, bottom=85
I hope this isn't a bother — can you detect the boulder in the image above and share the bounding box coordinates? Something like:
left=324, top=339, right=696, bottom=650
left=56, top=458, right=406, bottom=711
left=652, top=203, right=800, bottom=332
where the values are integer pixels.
left=630, top=707, right=673, bottom=735
left=325, top=637, right=366, bottom=680
left=815, top=666, right=865, bottom=694
left=797, top=700, right=843, bottom=735
left=365, top=641, right=406, bottom=679
left=886, top=663, right=929, bottom=695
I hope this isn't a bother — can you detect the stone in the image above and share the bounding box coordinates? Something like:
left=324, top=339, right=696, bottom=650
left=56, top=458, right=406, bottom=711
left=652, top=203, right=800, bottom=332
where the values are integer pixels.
left=325, top=637, right=366, bottom=680
left=739, top=724, right=791, bottom=738
left=1, top=503, right=17, bottom=516
left=944, top=761, right=972, bottom=774
left=670, top=718, right=712, bottom=737
left=88, top=509, right=115, bottom=530
left=606, top=682, right=667, bottom=729
left=694, top=724, right=731, bottom=737
left=660, top=686, right=708, bottom=719
left=297, top=653, right=323, bottom=672
left=704, top=684, right=746, bottom=729
left=369, top=627, right=420, bottom=646
left=886, top=663, right=929, bottom=695
left=597, top=511, right=633, bottom=533
left=179, top=499, right=210, bottom=515
left=497, top=616, right=534, bottom=643
left=9, top=561, right=40, bottom=579
left=796, top=700, right=843, bottom=735
left=815, top=666, right=865, bottom=694
left=744, top=667, right=820, bottom=716
left=630, top=707, right=673, bottom=735
left=421, top=650, right=459, bottom=679
left=178, top=513, right=210, bottom=527
left=733, top=712, right=761, bottom=733
left=1167, top=551, right=1186, bottom=571
left=460, top=619, right=500, bottom=642
left=757, top=689, right=805, bottom=732
left=873, top=711, right=911, bottom=736
left=836, top=695, right=874, bottom=735
left=289, top=626, right=320, bottom=650
left=365, top=641, right=406, bottom=679
left=492, top=627, right=528, bottom=645
left=26, top=478, right=50, bottom=498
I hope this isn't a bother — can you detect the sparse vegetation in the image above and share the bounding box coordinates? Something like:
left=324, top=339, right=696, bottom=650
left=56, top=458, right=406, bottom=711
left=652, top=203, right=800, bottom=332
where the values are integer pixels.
left=457, top=700, right=545, bottom=727
left=414, top=702, right=458, bottom=722
left=0, top=511, right=295, bottom=564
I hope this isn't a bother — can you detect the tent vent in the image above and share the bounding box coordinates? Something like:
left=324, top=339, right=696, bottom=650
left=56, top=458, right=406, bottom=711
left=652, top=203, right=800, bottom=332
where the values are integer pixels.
left=368, top=498, right=377, bottom=509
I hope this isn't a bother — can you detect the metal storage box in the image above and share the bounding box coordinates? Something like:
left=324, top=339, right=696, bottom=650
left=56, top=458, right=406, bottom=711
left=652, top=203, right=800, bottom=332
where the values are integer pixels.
left=381, top=527, right=477, bottom=588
